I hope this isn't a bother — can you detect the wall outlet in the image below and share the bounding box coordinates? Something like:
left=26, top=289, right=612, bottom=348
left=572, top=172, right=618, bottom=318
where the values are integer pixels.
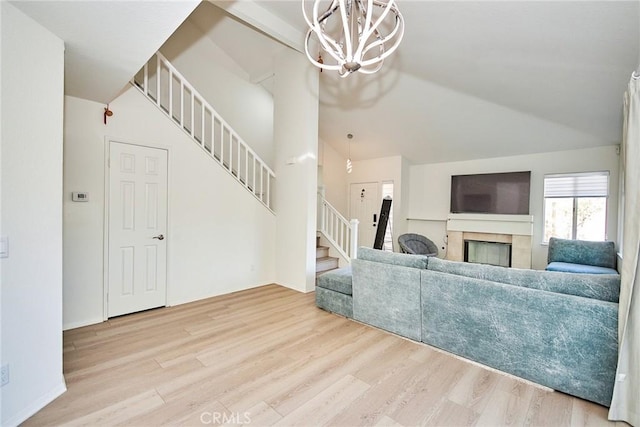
left=1, top=364, right=9, bottom=387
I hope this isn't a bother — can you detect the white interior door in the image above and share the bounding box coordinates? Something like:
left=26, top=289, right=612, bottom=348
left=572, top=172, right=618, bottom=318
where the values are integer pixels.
left=108, top=142, right=168, bottom=317
left=350, top=182, right=380, bottom=248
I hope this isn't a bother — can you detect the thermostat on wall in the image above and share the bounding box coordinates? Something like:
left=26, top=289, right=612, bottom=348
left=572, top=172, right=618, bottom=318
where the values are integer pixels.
left=72, top=192, right=89, bottom=202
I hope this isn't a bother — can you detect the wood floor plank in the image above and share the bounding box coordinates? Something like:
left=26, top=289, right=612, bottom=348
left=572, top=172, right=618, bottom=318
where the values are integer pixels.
left=475, top=388, right=534, bottom=426
left=448, top=364, right=501, bottom=413
left=387, top=350, right=469, bottom=426
left=571, top=397, right=613, bottom=426
left=24, top=285, right=617, bottom=427
left=423, top=399, right=480, bottom=426
left=62, top=389, right=165, bottom=426
left=230, top=401, right=282, bottom=427
left=273, top=374, right=370, bottom=426
left=525, top=388, right=574, bottom=426
left=326, top=358, right=426, bottom=426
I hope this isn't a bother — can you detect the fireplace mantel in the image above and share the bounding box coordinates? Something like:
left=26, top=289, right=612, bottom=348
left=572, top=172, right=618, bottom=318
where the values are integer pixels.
left=446, top=214, right=534, bottom=269
left=447, top=213, right=534, bottom=236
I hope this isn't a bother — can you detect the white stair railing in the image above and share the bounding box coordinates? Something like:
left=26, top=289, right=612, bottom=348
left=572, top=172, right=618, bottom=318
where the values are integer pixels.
left=318, top=193, right=359, bottom=261
left=132, top=52, right=275, bottom=212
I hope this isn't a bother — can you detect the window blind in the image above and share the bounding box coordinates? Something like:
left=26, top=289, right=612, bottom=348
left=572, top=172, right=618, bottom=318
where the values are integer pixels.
left=544, top=171, right=609, bottom=198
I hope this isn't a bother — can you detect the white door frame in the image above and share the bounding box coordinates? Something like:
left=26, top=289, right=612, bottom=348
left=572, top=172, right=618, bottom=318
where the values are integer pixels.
left=102, top=137, right=172, bottom=320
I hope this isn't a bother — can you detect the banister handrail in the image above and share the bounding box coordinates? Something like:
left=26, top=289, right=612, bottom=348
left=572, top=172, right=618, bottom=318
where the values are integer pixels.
left=317, top=193, right=359, bottom=261
left=131, top=51, right=275, bottom=212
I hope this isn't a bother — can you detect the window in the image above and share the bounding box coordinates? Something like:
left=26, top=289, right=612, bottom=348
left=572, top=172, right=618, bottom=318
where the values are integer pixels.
left=543, top=172, right=609, bottom=242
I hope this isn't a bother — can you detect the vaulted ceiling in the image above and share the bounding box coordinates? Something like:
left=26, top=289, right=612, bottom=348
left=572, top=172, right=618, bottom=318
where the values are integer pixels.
left=207, top=0, right=640, bottom=164
left=13, top=0, right=640, bottom=165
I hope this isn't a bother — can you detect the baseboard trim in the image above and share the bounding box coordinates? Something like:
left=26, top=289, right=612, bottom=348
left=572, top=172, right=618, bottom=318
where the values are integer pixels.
left=64, top=317, right=104, bottom=331
left=3, top=380, right=67, bottom=427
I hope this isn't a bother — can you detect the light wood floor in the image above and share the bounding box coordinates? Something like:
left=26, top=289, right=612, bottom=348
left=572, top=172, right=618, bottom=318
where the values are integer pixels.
left=26, top=284, right=620, bottom=427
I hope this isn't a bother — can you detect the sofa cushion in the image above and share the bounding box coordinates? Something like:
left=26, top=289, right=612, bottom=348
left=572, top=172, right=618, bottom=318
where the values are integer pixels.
left=316, top=266, right=353, bottom=295
left=546, top=262, right=619, bottom=275
left=547, top=237, right=616, bottom=269
left=427, top=257, right=620, bottom=303
left=357, top=247, right=428, bottom=269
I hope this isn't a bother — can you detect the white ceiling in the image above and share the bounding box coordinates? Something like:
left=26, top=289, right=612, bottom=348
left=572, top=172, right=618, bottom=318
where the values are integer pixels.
left=11, top=0, right=199, bottom=103
left=204, top=0, right=640, bottom=164
left=13, top=0, right=640, bottom=164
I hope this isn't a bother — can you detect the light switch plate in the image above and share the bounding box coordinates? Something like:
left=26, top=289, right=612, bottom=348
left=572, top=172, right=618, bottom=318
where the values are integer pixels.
left=72, top=192, right=89, bottom=202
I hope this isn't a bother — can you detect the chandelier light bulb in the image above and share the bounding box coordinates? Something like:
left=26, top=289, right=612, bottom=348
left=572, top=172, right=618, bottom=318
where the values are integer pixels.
left=346, top=158, right=353, bottom=173
left=303, top=0, right=404, bottom=77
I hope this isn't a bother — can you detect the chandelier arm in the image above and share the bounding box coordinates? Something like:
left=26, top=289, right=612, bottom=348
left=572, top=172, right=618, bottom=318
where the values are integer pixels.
left=356, top=63, right=384, bottom=74
left=309, top=0, right=350, bottom=64
left=359, top=16, right=402, bottom=60
left=315, top=32, right=348, bottom=64
left=303, top=0, right=339, bottom=28
left=357, top=0, right=375, bottom=46
left=362, top=16, right=403, bottom=67
left=338, top=0, right=355, bottom=62
left=353, top=0, right=398, bottom=59
left=304, top=31, right=344, bottom=70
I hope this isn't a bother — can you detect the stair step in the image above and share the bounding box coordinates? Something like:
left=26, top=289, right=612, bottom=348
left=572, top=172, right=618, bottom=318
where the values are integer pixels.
left=316, top=256, right=339, bottom=273
left=316, top=246, right=329, bottom=259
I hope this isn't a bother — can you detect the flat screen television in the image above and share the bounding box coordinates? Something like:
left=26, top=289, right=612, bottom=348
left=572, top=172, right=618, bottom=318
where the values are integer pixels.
left=450, top=171, right=531, bottom=215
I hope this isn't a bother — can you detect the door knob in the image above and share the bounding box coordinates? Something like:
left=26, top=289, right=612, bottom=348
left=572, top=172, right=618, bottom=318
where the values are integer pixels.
left=152, top=234, right=165, bottom=241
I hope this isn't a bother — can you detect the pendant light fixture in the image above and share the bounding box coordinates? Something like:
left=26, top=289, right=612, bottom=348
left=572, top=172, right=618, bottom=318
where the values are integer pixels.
left=346, top=133, right=353, bottom=174
left=302, top=0, right=404, bottom=77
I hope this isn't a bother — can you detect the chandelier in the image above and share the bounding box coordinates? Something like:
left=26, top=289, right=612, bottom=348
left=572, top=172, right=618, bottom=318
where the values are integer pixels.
left=302, top=0, right=404, bottom=77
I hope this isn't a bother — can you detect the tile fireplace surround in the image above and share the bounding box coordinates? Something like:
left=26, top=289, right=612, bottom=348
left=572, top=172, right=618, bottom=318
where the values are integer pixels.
left=446, top=213, right=534, bottom=269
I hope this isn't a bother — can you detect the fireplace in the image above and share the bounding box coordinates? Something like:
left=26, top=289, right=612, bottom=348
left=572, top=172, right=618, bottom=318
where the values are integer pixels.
left=446, top=213, right=533, bottom=269
left=465, top=240, right=511, bottom=267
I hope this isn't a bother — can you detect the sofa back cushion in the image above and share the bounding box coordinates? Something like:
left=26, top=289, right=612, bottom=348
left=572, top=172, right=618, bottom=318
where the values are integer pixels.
left=547, top=237, right=616, bottom=269
left=357, top=247, right=428, bottom=269
left=426, top=257, right=620, bottom=303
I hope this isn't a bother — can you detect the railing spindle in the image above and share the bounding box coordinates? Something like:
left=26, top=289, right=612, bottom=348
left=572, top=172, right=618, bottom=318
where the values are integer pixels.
left=190, top=92, right=195, bottom=138
left=236, top=136, right=241, bottom=179
left=253, top=158, right=256, bottom=193
left=168, top=70, right=173, bottom=119
left=156, top=55, right=161, bottom=106
left=200, top=102, right=205, bottom=147
left=143, top=62, right=148, bottom=96
left=131, top=51, right=275, bottom=211
left=180, top=81, right=184, bottom=127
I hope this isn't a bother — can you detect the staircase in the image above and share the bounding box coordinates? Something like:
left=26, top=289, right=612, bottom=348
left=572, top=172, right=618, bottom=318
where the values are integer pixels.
left=131, top=51, right=275, bottom=212
left=317, top=193, right=359, bottom=263
left=316, top=236, right=339, bottom=277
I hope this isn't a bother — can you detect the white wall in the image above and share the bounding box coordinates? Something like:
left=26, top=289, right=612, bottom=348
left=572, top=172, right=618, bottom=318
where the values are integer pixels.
left=160, top=17, right=274, bottom=167
left=318, top=139, right=349, bottom=216
left=1, top=3, right=66, bottom=425
left=407, top=145, right=620, bottom=269
left=274, top=49, right=319, bottom=293
left=63, top=86, right=276, bottom=329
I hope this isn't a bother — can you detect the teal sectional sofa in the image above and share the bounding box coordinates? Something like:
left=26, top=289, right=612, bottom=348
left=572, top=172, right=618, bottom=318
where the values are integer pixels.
left=315, top=247, right=620, bottom=407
